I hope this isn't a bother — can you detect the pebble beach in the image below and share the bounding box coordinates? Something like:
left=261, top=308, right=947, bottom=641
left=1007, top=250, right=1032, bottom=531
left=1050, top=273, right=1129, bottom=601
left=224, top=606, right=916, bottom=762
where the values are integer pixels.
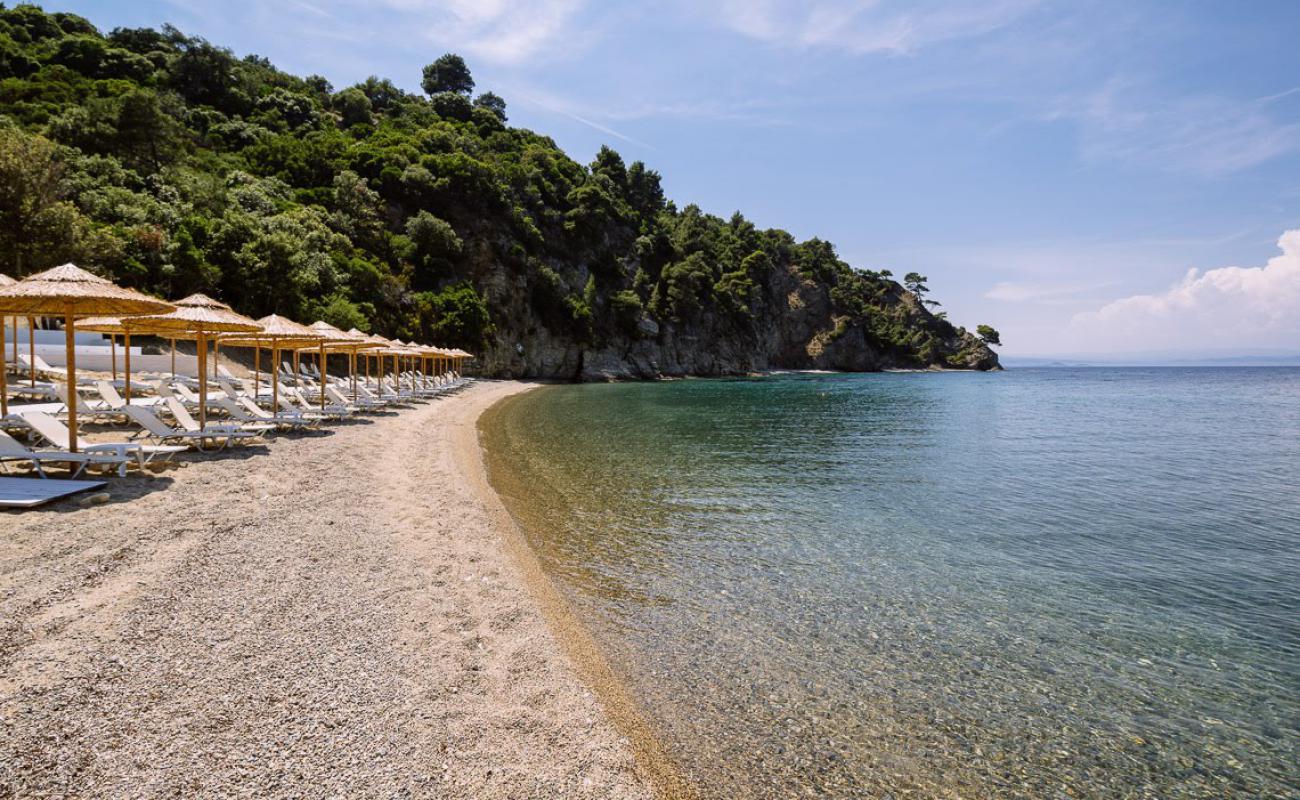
left=0, top=381, right=655, bottom=798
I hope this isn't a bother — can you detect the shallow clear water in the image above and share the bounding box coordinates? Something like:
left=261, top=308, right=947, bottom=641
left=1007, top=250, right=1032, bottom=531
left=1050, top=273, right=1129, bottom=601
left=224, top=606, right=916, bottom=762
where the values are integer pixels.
left=482, top=369, right=1300, bottom=798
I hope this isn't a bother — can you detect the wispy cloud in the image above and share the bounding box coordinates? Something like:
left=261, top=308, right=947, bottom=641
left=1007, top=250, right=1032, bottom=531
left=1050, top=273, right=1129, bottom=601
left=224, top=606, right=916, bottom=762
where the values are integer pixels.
left=1048, top=78, right=1300, bottom=176
left=511, top=89, right=656, bottom=150
left=984, top=280, right=1118, bottom=304
left=362, top=0, right=590, bottom=65
left=706, top=0, right=1042, bottom=55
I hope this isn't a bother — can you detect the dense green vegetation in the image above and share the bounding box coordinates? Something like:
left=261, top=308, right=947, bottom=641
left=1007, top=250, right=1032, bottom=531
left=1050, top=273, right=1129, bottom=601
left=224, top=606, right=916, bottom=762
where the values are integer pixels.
left=0, top=3, right=998, bottom=374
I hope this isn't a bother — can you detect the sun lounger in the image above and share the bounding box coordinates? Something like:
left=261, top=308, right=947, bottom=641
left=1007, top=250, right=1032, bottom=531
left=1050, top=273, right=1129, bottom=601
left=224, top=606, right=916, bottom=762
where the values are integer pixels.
left=21, top=411, right=185, bottom=471
left=8, top=380, right=59, bottom=401
left=18, top=353, right=67, bottom=380
left=284, top=387, right=351, bottom=419
left=0, top=428, right=132, bottom=478
left=123, top=404, right=257, bottom=452
left=95, top=380, right=129, bottom=410
left=163, top=397, right=271, bottom=436
left=325, top=384, right=381, bottom=410
left=55, top=384, right=122, bottom=423
left=214, top=396, right=318, bottom=430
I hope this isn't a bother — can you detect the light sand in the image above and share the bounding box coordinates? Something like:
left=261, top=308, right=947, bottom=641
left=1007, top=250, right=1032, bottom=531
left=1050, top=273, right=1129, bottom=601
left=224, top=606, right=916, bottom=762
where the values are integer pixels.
left=0, top=381, right=656, bottom=798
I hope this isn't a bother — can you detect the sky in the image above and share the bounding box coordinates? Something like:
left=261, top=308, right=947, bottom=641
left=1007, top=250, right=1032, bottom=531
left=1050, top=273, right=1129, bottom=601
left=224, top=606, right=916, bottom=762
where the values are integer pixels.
left=55, top=0, right=1300, bottom=359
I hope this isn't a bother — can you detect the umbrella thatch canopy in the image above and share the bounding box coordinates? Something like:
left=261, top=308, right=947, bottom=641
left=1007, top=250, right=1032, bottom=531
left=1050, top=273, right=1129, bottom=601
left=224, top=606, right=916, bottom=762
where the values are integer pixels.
left=221, top=314, right=322, bottom=413
left=0, top=264, right=172, bottom=445
left=129, top=294, right=261, bottom=428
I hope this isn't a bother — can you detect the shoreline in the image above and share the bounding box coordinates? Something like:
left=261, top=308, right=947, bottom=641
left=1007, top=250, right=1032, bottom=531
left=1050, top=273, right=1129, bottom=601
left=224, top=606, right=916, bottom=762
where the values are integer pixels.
left=0, top=380, right=661, bottom=798
left=472, top=390, right=697, bottom=800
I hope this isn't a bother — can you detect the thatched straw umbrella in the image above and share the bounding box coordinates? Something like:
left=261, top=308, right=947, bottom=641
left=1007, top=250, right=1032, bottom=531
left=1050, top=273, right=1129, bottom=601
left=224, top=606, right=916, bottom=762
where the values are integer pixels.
left=220, top=314, right=321, bottom=415
left=0, top=264, right=172, bottom=447
left=129, top=294, right=261, bottom=429
left=298, top=321, right=355, bottom=410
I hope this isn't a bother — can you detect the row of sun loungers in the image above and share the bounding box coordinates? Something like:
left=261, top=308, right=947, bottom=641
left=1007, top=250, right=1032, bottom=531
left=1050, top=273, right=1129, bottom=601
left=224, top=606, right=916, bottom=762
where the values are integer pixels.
left=1, top=368, right=472, bottom=485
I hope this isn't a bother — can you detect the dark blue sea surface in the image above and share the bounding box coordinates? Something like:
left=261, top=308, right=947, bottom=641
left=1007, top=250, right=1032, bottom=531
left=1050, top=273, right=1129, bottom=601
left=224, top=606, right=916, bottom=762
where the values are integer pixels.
left=482, top=368, right=1300, bottom=798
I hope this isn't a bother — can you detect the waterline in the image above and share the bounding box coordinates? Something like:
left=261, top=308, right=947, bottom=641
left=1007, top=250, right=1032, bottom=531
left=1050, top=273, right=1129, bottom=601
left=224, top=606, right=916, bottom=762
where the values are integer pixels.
left=483, top=369, right=1299, bottom=798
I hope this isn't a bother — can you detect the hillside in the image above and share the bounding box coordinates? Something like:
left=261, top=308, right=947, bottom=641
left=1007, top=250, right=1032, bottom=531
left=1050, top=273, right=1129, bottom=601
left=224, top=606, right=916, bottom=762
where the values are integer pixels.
left=0, top=4, right=1000, bottom=378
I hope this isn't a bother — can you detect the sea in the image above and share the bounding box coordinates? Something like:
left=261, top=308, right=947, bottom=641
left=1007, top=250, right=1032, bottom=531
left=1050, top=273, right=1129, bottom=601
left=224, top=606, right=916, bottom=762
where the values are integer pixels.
left=481, top=368, right=1299, bottom=798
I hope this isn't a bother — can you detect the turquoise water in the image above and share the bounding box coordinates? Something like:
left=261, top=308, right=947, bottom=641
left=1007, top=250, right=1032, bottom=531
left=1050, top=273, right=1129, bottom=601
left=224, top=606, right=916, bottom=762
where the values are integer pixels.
left=483, top=369, right=1300, bottom=798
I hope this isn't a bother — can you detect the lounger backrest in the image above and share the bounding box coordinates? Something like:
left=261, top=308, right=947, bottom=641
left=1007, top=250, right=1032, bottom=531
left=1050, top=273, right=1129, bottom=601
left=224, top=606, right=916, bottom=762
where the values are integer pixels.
left=214, top=397, right=246, bottom=419
left=122, top=405, right=176, bottom=437
left=217, top=378, right=242, bottom=401
left=165, top=397, right=201, bottom=432
left=218, top=365, right=238, bottom=380
left=239, top=397, right=271, bottom=419
left=325, top=385, right=349, bottom=405
left=240, top=378, right=258, bottom=397
left=173, top=383, right=200, bottom=402
left=20, top=411, right=78, bottom=450
left=96, top=380, right=127, bottom=409
left=0, top=429, right=36, bottom=457
left=54, top=384, right=93, bottom=414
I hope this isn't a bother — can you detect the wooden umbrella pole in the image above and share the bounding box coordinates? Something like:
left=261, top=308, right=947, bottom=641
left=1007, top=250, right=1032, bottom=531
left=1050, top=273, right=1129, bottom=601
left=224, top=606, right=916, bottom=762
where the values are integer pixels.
left=28, top=317, right=35, bottom=387
left=124, top=331, right=132, bottom=404
left=110, top=334, right=117, bottom=381
left=198, top=332, right=208, bottom=429
left=213, top=339, right=220, bottom=379
left=1, top=314, right=8, bottom=418
left=351, top=349, right=357, bottom=403
left=254, top=342, right=260, bottom=396
left=319, top=341, right=326, bottom=410
left=294, top=349, right=300, bottom=385
left=271, top=343, right=280, bottom=413
left=65, top=313, right=77, bottom=453
left=170, top=338, right=176, bottom=378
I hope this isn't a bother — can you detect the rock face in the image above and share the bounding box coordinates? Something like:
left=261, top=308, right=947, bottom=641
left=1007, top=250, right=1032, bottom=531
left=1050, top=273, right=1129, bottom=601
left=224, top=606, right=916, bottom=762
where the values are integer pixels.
left=475, top=258, right=1000, bottom=381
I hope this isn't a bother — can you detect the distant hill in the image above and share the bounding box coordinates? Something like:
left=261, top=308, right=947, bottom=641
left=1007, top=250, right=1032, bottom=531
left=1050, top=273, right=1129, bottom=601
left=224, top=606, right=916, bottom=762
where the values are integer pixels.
left=0, top=4, right=999, bottom=378
left=1002, top=354, right=1300, bottom=368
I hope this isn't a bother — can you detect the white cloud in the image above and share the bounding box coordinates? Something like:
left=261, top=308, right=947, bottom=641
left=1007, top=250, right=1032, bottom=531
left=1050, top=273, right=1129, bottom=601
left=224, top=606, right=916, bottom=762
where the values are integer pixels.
left=364, top=0, right=588, bottom=65
left=709, top=0, right=1040, bottom=55
left=1069, top=228, right=1300, bottom=352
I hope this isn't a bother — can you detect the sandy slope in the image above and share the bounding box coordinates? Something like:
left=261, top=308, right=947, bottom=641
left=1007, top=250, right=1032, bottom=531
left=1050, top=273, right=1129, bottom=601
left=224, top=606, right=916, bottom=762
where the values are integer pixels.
left=0, top=381, right=652, bottom=799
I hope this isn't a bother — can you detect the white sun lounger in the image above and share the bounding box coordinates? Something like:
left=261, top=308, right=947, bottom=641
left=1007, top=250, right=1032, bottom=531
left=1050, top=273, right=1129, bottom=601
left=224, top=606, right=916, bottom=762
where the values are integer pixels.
left=21, top=411, right=185, bottom=471
left=0, top=429, right=132, bottom=478
left=124, top=404, right=256, bottom=453
left=55, top=384, right=122, bottom=423
left=163, top=397, right=271, bottom=437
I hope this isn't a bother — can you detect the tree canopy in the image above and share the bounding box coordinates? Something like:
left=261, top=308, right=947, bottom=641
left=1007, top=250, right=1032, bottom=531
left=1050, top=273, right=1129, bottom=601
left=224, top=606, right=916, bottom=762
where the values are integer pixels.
left=0, top=5, right=994, bottom=371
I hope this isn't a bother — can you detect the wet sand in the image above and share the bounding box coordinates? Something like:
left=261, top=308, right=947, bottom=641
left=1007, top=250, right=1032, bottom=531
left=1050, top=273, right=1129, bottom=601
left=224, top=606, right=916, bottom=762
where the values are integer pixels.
left=0, top=381, right=657, bottom=798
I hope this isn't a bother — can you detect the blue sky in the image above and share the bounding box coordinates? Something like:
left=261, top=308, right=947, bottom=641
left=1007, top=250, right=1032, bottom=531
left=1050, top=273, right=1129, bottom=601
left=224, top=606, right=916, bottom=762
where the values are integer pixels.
left=57, top=0, right=1300, bottom=358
